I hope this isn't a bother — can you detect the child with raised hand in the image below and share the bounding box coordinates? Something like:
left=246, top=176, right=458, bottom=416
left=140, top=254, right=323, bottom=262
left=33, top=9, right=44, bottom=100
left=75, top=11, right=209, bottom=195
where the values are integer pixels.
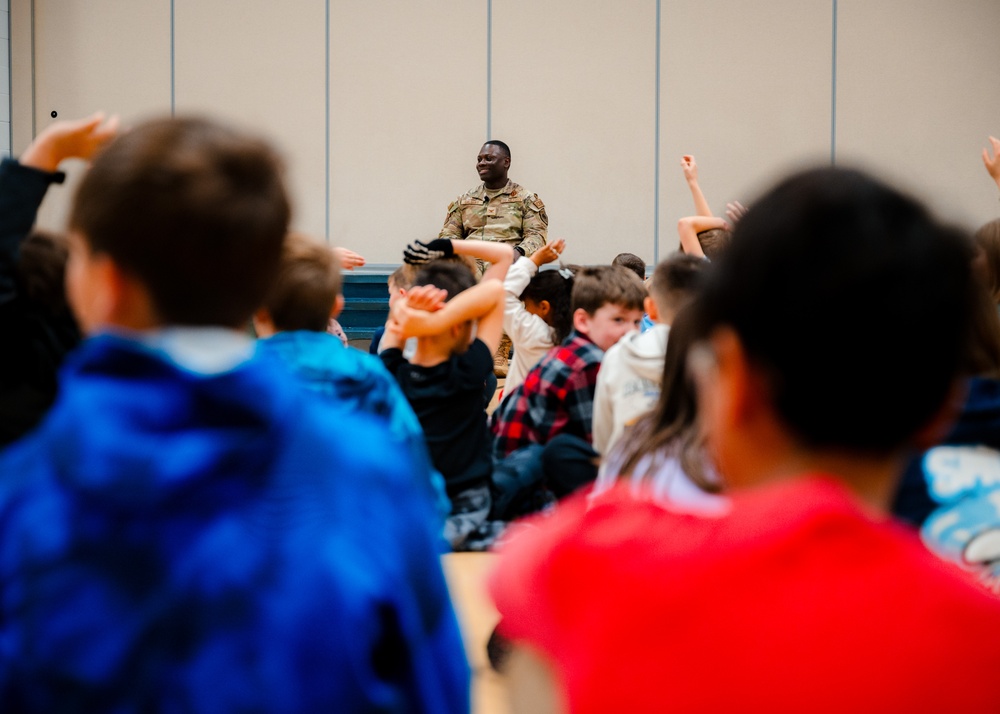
left=501, top=237, right=574, bottom=394
left=384, top=238, right=513, bottom=550
left=678, top=154, right=741, bottom=260
left=0, top=112, right=118, bottom=445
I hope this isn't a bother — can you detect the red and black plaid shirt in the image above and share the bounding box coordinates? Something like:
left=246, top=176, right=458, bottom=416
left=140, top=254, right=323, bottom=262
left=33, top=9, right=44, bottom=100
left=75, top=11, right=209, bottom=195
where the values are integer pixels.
left=491, top=331, right=603, bottom=458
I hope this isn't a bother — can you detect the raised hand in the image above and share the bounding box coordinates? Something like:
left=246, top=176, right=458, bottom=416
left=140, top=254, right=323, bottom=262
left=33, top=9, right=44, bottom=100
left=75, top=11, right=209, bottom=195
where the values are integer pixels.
left=21, top=112, right=120, bottom=172
left=403, top=238, right=455, bottom=265
left=725, top=201, right=749, bottom=224
left=983, top=136, right=1000, bottom=188
left=333, top=247, right=366, bottom=271
left=681, top=155, right=698, bottom=183
left=531, top=238, right=566, bottom=267
left=403, top=284, right=448, bottom=312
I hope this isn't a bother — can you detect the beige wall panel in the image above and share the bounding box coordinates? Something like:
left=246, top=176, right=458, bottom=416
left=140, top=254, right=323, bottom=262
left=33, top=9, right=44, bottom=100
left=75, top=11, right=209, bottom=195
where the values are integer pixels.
left=659, top=0, right=831, bottom=256
left=492, top=0, right=656, bottom=266
left=174, top=0, right=327, bottom=241
left=329, top=1, right=486, bottom=264
left=836, top=0, right=1000, bottom=228
left=31, top=0, right=171, bottom=232
left=10, top=0, right=32, bottom=154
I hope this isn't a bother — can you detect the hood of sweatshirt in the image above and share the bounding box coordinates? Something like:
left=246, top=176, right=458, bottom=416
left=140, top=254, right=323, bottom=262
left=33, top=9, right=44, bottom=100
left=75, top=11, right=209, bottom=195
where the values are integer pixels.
left=27, top=333, right=295, bottom=511
left=606, top=323, right=670, bottom=383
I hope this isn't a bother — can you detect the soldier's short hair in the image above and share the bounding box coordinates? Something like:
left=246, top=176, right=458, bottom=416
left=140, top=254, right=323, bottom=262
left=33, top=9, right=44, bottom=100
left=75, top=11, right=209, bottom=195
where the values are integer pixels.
left=261, top=232, right=341, bottom=333
left=572, top=265, right=646, bottom=316
left=484, top=140, right=511, bottom=160
left=649, top=252, right=707, bottom=317
left=69, top=116, right=291, bottom=328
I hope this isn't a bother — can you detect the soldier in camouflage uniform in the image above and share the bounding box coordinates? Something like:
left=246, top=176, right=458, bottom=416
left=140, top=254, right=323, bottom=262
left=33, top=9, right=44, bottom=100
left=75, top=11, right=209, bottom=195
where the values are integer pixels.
left=439, top=140, right=548, bottom=262
left=439, top=140, right=548, bottom=376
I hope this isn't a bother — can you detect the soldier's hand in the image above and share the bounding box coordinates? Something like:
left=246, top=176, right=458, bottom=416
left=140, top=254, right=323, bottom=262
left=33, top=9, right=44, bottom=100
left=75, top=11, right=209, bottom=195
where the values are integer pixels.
left=403, top=239, right=455, bottom=265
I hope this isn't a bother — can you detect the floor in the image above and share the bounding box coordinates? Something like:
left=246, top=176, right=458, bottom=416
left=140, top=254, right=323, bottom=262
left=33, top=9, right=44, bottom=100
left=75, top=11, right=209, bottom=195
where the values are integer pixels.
left=442, top=553, right=510, bottom=714
left=352, top=339, right=510, bottom=712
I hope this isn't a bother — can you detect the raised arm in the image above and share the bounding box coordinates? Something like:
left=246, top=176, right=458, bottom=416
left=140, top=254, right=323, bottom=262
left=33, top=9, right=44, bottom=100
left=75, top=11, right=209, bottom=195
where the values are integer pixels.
left=677, top=215, right=729, bottom=259
left=451, top=239, right=514, bottom=283
left=1, top=113, right=119, bottom=304
left=403, top=237, right=514, bottom=283
left=681, top=155, right=713, bottom=217
left=983, top=136, right=1000, bottom=195
left=393, top=278, right=504, bottom=348
left=20, top=112, right=120, bottom=172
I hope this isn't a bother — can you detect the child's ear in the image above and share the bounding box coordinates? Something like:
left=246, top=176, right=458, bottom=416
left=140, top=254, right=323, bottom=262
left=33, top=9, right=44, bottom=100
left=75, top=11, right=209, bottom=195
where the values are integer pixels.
left=330, top=294, right=345, bottom=320
left=538, top=300, right=552, bottom=319
left=643, top=296, right=659, bottom=322
left=572, top=307, right=590, bottom=335
left=252, top=308, right=277, bottom=338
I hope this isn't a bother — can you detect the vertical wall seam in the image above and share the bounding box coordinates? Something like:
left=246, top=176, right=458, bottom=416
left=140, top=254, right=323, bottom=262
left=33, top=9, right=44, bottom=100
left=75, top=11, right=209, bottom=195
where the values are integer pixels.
left=29, top=0, right=34, bottom=136
left=653, top=0, right=661, bottom=264
left=325, top=0, right=330, bottom=241
left=7, top=3, right=12, bottom=152
left=486, top=0, right=492, bottom=140
left=830, top=0, right=837, bottom=165
left=170, top=0, right=175, bottom=115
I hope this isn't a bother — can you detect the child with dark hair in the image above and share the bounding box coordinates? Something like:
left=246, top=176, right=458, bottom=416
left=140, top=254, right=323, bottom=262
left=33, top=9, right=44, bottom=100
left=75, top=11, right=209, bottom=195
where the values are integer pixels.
left=491, top=265, right=645, bottom=514
left=491, top=167, right=1000, bottom=712
left=676, top=154, right=741, bottom=261
left=592, top=252, right=707, bottom=456
left=502, top=237, right=574, bottom=394
left=0, top=117, right=467, bottom=711
left=383, top=239, right=513, bottom=550
left=611, top=251, right=645, bottom=281
left=0, top=113, right=118, bottom=445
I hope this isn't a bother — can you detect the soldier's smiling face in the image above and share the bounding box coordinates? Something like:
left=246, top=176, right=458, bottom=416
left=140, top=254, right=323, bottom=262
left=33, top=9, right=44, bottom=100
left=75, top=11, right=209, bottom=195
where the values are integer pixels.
left=476, top=144, right=509, bottom=187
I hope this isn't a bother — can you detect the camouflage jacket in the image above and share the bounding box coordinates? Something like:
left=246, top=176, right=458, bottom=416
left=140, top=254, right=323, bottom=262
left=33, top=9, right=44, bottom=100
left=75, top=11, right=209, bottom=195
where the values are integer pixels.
left=438, top=180, right=547, bottom=256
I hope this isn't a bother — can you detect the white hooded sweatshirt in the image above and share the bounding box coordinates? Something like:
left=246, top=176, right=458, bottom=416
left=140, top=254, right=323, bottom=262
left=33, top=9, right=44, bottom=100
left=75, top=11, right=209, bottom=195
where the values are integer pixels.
left=591, top=323, right=669, bottom=456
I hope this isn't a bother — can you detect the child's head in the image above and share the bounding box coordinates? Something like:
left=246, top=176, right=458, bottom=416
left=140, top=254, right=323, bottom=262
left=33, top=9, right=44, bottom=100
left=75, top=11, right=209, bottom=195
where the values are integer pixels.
left=256, top=232, right=341, bottom=335
left=611, top=252, right=646, bottom=281
left=521, top=268, right=575, bottom=345
left=67, top=116, right=291, bottom=332
left=695, top=167, right=976, bottom=477
left=648, top=252, right=707, bottom=325
left=973, top=218, right=1000, bottom=304
left=697, top=227, right=732, bottom=261
left=413, top=259, right=478, bottom=351
left=571, top=266, right=646, bottom=351
left=388, top=264, right=418, bottom=308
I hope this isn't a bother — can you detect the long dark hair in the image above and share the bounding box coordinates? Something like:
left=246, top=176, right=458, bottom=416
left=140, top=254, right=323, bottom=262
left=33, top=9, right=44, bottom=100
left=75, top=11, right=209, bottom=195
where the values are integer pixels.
left=611, top=303, right=720, bottom=494
left=521, top=268, right=575, bottom=345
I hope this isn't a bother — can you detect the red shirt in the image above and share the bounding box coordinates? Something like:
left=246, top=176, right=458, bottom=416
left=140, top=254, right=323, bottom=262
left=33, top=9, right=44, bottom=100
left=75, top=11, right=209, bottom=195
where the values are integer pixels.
left=491, top=476, right=1000, bottom=713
